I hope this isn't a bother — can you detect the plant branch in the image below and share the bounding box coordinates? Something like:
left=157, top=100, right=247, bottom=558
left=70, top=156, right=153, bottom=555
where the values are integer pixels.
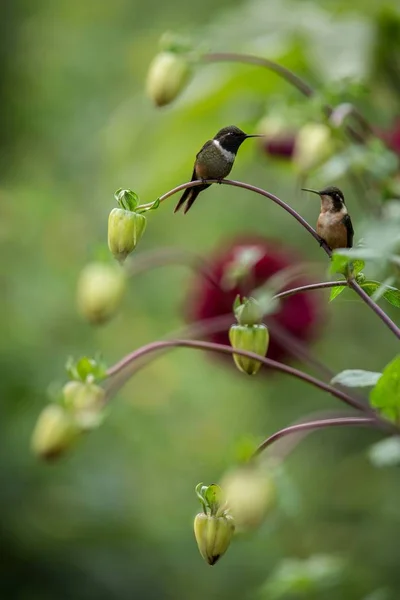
left=202, top=52, right=367, bottom=144
left=142, top=177, right=400, bottom=339
left=253, top=416, right=379, bottom=457
left=142, top=178, right=332, bottom=251
left=202, top=52, right=314, bottom=97
left=106, top=338, right=383, bottom=421
left=274, top=280, right=347, bottom=301
left=347, top=278, right=400, bottom=340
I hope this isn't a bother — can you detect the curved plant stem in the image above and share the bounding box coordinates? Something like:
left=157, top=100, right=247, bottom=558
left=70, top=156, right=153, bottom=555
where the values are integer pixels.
left=202, top=52, right=367, bottom=143
left=347, top=279, right=400, bottom=340
left=202, top=52, right=314, bottom=97
left=142, top=178, right=331, bottom=251
left=274, top=280, right=347, bottom=301
left=106, top=338, right=382, bottom=421
left=254, top=416, right=379, bottom=457
left=141, top=178, right=400, bottom=340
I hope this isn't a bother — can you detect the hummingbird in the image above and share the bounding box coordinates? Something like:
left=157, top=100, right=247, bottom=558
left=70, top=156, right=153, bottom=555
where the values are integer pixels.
left=174, top=125, right=264, bottom=214
left=301, top=186, right=354, bottom=249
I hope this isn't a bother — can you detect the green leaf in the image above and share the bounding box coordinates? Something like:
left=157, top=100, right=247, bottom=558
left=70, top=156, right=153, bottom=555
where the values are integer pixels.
left=138, top=198, right=160, bottom=213
left=330, top=253, right=364, bottom=276
left=329, top=285, right=346, bottom=301
left=384, top=288, right=400, bottom=308
left=361, top=281, right=400, bottom=308
left=361, top=280, right=380, bottom=296
left=331, top=369, right=382, bottom=388
left=370, top=355, right=400, bottom=422
left=368, top=437, right=400, bottom=468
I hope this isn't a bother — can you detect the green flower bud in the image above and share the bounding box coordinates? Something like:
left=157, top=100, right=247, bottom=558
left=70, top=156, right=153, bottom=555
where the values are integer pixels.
left=229, top=324, right=269, bottom=375
left=63, top=380, right=106, bottom=430
left=194, top=513, right=235, bottom=566
left=31, top=404, right=80, bottom=460
left=146, top=51, right=191, bottom=107
left=76, top=262, right=126, bottom=324
left=220, top=465, right=276, bottom=533
left=108, top=207, right=147, bottom=263
left=293, top=123, right=334, bottom=173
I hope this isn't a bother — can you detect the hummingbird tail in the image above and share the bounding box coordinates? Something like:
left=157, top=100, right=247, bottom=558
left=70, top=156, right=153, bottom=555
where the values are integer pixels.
left=173, top=184, right=210, bottom=214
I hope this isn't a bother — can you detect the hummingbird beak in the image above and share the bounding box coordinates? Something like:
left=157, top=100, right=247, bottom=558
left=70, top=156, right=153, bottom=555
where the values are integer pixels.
left=245, top=134, right=265, bottom=139
left=301, top=188, right=321, bottom=196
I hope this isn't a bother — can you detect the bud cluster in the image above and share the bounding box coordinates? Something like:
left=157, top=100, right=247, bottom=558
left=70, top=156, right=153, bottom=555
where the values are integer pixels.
left=31, top=357, right=107, bottom=460
left=229, top=296, right=269, bottom=375
left=193, top=483, right=235, bottom=566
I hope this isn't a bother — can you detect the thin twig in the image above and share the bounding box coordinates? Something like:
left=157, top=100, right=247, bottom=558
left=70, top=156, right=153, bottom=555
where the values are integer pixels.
left=274, top=280, right=347, bottom=301
left=253, top=416, right=379, bottom=458
left=106, top=338, right=383, bottom=422
left=202, top=52, right=366, bottom=144
left=141, top=177, right=400, bottom=339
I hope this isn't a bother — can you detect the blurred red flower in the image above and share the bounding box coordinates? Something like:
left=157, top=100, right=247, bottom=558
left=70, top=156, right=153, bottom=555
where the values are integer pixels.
left=380, top=117, right=400, bottom=155
left=186, top=237, right=325, bottom=364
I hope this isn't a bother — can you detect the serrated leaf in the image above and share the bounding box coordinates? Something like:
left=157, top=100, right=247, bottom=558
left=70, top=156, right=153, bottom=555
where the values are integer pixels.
left=331, top=369, right=382, bottom=388
left=361, top=280, right=380, bottom=296
left=370, top=355, right=400, bottom=422
left=384, top=288, right=400, bottom=308
left=329, top=285, right=346, bottom=301
left=368, top=437, right=400, bottom=468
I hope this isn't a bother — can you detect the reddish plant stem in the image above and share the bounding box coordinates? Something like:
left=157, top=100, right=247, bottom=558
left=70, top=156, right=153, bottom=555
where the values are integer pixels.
left=106, top=338, right=381, bottom=421
left=141, top=178, right=400, bottom=340
left=274, top=280, right=347, bottom=300
left=202, top=52, right=314, bottom=97
left=202, top=52, right=367, bottom=143
left=254, top=416, right=379, bottom=458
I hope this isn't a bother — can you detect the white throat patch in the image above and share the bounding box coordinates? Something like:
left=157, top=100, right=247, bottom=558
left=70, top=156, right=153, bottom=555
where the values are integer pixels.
left=213, top=139, right=235, bottom=163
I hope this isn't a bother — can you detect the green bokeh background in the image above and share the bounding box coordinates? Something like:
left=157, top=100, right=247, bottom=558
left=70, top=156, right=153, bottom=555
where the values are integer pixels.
left=1, top=0, right=399, bottom=598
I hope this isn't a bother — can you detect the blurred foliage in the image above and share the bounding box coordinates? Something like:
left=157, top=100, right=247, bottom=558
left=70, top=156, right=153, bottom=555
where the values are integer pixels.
left=1, top=0, right=400, bottom=598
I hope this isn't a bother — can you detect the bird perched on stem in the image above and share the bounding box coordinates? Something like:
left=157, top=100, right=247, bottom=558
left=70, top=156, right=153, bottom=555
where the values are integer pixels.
left=174, top=125, right=264, bottom=214
left=302, top=186, right=354, bottom=249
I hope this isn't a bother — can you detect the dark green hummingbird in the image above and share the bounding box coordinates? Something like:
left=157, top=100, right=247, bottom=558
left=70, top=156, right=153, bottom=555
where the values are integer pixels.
left=174, top=125, right=264, bottom=214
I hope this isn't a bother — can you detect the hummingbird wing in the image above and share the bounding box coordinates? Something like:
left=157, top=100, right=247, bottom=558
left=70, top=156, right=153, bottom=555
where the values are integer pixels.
left=174, top=140, right=213, bottom=214
left=342, top=214, right=354, bottom=248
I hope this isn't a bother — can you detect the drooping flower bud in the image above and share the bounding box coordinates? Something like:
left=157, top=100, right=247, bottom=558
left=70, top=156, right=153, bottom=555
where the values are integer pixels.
left=76, top=262, right=126, bottom=324
left=193, top=483, right=235, bottom=566
left=220, top=464, right=276, bottom=533
left=229, top=296, right=269, bottom=375
left=293, top=123, right=334, bottom=173
left=108, top=189, right=146, bottom=263
left=31, top=404, right=80, bottom=460
left=146, top=51, right=191, bottom=107
left=194, top=513, right=235, bottom=566
left=62, top=380, right=106, bottom=430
